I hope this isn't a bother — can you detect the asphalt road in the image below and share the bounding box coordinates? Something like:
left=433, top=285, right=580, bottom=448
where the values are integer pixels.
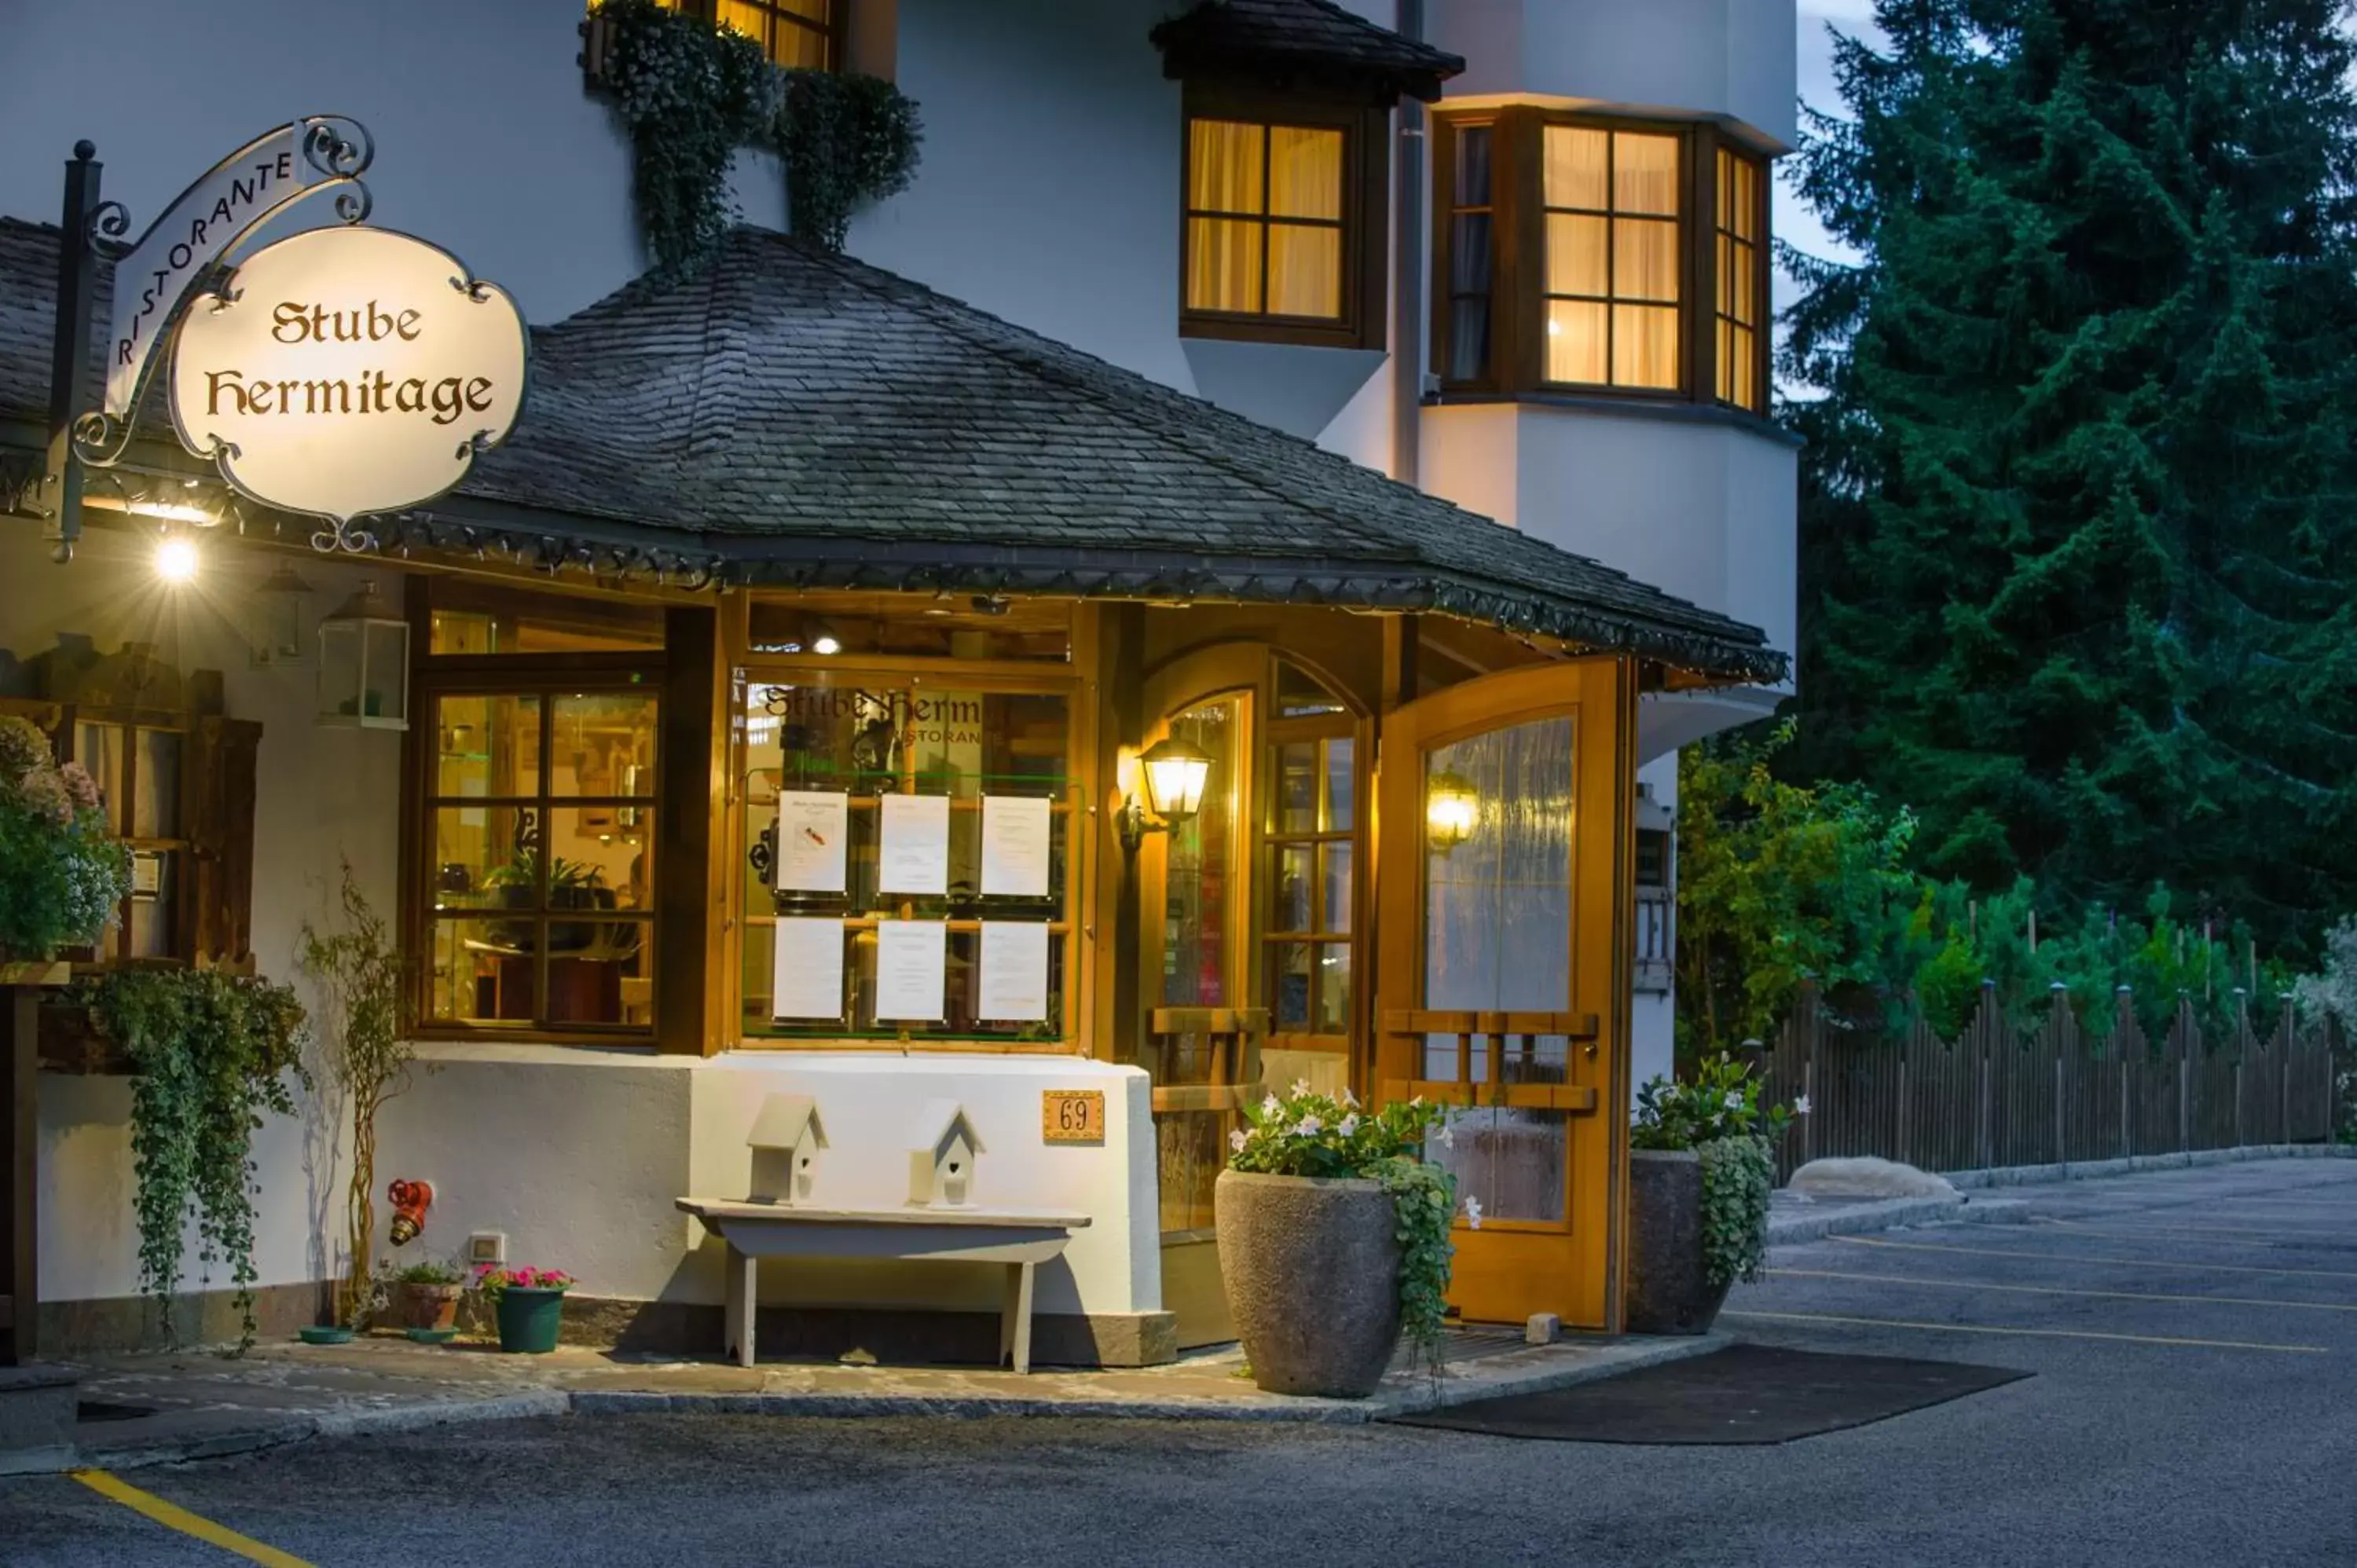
left=7, top=1159, right=2357, bottom=1567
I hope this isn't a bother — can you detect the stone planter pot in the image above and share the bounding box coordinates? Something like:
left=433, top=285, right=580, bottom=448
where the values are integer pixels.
left=398, top=1282, right=463, bottom=1333
left=1624, top=1149, right=1730, bottom=1335
left=1215, top=1169, right=1400, bottom=1398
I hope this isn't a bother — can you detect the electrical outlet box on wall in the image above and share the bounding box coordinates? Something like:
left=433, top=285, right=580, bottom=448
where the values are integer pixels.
left=467, top=1231, right=508, bottom=1267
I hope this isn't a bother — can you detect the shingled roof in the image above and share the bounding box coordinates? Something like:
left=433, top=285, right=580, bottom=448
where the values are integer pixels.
left=0, top=218, right=1782, bottom=682
left=1151, top=0, right=1464, bottom=104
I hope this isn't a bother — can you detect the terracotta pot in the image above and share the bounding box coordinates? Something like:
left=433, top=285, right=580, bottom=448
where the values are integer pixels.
left=1215, top=1170, right=1401, bottom=1398
left=398, top=1281, right=464, bottom=1332
left=1623, top=1149, right=1732, bottom=1335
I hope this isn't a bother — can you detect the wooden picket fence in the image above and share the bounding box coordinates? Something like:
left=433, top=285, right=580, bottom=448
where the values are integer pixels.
left=1744, top=983, right=2342, bottom=1184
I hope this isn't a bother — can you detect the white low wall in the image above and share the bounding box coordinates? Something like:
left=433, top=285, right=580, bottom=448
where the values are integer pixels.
left=376, top=1046, right=1160, bottom=1320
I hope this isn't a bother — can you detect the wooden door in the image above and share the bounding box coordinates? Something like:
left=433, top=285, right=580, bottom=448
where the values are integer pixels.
left=1373, top=657, right=1635, bottom=1330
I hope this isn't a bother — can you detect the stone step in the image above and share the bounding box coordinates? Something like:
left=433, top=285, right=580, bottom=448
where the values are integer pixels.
left=0, top=1363, right=79, bottom=1475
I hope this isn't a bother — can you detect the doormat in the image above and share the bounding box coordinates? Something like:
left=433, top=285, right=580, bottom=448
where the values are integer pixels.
left=1390, top=1344, right=2029, bottom=1445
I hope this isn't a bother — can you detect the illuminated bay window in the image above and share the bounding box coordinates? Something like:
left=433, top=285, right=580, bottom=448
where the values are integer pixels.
left=635, top=0, right=838, bottom=69
left=1435, top=112, right=1773, bottom=412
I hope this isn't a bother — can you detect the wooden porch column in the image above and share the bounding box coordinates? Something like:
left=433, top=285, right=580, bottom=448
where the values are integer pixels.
left=2, top=983, right=37, bottom=1364
left=658, top=599, right=737, bottom=1056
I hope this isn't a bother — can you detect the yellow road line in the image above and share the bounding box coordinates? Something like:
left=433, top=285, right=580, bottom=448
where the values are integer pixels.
left=1720, top=1310, right=2328, bottom=1354
left=1773, top=1267, right=2357, bottom=1313
left=1830, top=1233, right=2357, bottom=1280
left=68, top=1469, right=313, bottom=1567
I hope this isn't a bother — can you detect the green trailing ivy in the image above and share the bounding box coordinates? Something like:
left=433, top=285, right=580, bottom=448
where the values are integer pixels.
left=1633, top=1053, right=1800, bottom=1291
left=593, top=0, right=776, bottom=277
left=589, top=0, right=922, bottom=269
left=91, top=969, right=309, bottom=1352
left=771, top=68, right=922, bottom=251
left=1230, top=1083, right=1470, bottom=1380
left=1696, top=1136, right=1776, bottom=1290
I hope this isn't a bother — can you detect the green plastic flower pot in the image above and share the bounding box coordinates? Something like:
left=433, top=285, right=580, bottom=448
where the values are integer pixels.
left=494, top=1288, right=566, bottom=1354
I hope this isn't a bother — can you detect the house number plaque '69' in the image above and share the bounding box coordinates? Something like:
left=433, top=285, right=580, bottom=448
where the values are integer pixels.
left=1040, top=1090, right=1105, bottom=1145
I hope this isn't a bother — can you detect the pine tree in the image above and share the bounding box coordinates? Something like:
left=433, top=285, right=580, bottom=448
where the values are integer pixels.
left=1785, top=0, right=2357, bottom=956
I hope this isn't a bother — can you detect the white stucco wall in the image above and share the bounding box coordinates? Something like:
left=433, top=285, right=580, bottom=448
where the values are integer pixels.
left=1435, top=0, right=1799, bottom=147
left=5, top=526, right=405, bottom=1306
left=1421, top=403, right=1798, bottom=672
left=376, top=1046, right=1159, bottom=1318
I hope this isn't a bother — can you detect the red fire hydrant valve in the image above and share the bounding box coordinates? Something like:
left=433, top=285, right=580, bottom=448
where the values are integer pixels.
left=387, top=1178, right=434, bottom=1246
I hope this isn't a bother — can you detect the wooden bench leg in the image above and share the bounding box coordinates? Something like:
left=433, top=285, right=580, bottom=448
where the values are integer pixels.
left=1000, top=1261, right=1036, bottom=1374
left=724, top=1245, right=757, bottom=1368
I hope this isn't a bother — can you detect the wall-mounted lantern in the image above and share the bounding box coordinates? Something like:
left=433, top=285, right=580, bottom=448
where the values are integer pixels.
left=317, top=582, right=409, bottom=731
left=1426, top=769, right=1480, bottom=855
left=1119, top=735, right=1214, bottom=852
left=249, top=561, right=315, bottom=668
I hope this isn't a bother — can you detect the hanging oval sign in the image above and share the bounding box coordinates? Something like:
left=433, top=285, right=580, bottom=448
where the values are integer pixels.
left=168, top=225, right=526, bottom=529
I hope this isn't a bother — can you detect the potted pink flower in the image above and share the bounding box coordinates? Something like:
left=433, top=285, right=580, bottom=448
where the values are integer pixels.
left=477, top=1265, right=575, bottom=1354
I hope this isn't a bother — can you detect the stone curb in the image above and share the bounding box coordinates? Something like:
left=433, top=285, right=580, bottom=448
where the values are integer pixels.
left=2, top=1336, right=1734, bottom=1475
left=1941, top=1144, right=2356, bottom=1190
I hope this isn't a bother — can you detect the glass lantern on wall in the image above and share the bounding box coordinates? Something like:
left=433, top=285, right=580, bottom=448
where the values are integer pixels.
left=317, top=582, right=409, bottom=731
left=247, top=561, right=314, bottom=668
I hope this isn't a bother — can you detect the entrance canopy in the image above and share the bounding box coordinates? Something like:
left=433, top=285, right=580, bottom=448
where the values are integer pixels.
left=0, top=218, right=1783, bottom=687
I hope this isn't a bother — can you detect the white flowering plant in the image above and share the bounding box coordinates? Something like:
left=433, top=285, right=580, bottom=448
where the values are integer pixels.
left=1632, top=1053, right=1808, bottom=1289
left=1229, top=1082, right=1476, bottom=1376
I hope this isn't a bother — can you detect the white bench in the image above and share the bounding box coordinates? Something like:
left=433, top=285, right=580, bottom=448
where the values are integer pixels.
left=674, top=1199, right=1091, bottom=1374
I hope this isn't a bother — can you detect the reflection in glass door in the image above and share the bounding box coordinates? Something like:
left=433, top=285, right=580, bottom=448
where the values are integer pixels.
left=1423, top=717, right=1576, bottom=1222
left=1150, top=695, right=1244, bottom=1236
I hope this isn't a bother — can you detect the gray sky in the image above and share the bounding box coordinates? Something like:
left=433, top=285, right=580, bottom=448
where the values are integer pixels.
left=1781, top=0, right=1877, bottom=273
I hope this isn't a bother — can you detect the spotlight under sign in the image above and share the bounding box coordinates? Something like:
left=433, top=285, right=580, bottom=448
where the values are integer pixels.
left=169, top=225, right=527, bottom=548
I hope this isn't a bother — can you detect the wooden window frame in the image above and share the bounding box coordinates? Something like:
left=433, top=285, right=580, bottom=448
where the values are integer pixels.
left=654, top=0, right=841, bottom=70
left=405, top=646, right=669, bottom=1046
left=734, top=652, right=1091, bottom=1053
left=1537, top=124, right=1688, bottom=396
left=1432, top=110, right=1772, bottom=414
left=1178, top=83, right=1390, bottom=352
left=1713, top=143, right=1771, bottom=413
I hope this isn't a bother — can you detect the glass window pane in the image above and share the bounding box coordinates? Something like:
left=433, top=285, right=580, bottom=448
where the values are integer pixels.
left=1274, top=943, right=1312, bottom=1028
left=1717, top=318, right=1735, bottom=402
left=1615, top=218, right=1680, bottom=302
left=1613, top=303, right=1681, bottom=388
left=1314, top=942, right=1351, bottom=1035
left=1188, top=119, right=1264, bottom=214
left=1274, top=844, right=1314, bottom=933
left=1730, top=323, right=1758, bottom=410
left=1730, top=154, right=1760, bottom=240
left=1275, top=662, right=1347, bottom=717
left=1717, top=233, right=1736, bottom=316
left=130, top=730, right=180, bottom=838
left=1448, top=297, right=1491, bottom=381
left=434, top=694, right=540, bottom=798
left=550, top=693, right=658, bottom=798
left=432, top=804, right=535, bottom=912
left=1454, top=123, right=1492, bottom=206
left=73, top=724, right=122, bottom=822
left=127, top=851, right=175, bottom=958
left=1449, top=211, right=1493, bottom=295
left=1321, top=841, right=1353, bottom=934
left=546, top=922, right=651, bottom=1026
left=1276, top=742, right=1318, bottom=833
left=1544, top=125, right=1609, bottom=210
left=1545, top=213, right=1609, bottom=298
left=1545, top=299, right=1609, bottom=383
left=1267, top=224, right=1341, bottom=318
left=1716, top=148, right=1734, bottom=231
left=1324, top=737, right=1354, bottom=830
left=431, top=917, right=535, bottom=1023
left=547, top=806, right=653, bottom=912
left=1186, top=217, right=1263, bottom=313
left=1731, top=236, right=1757, bottom=324
left=1269, top=126, right=1343, bottom=220
left=772, top=17, right=829, bottom=68
left=1424, top=716, right=1576, bottom=1014
left=716, top=1, right=771, bottom=52
left=1161, top=699, right=1241, bottom=1007
left=1614, top=131, right=1680, bottom=214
